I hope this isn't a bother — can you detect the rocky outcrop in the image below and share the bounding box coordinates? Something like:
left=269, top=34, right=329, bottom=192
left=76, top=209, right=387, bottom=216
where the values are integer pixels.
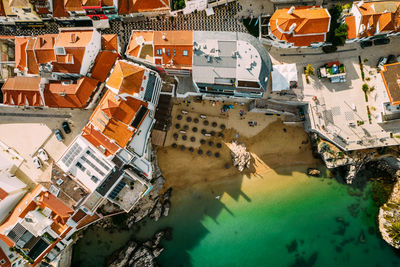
left=229, top=140, right=251, bottom=172
left=307, top=168, right=321, bottom=177
left=379, top=171, right=400, bottom=249
left=108, top=228, right=172, bottom=267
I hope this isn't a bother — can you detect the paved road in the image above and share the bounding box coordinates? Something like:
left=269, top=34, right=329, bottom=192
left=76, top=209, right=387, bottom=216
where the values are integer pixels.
left=0, top=112, right=71, bottom=118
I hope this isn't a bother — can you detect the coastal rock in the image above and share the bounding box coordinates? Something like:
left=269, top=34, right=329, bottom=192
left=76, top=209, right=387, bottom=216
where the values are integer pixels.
left=162, top=201, right=170, bottom=217
left=307, top=168, right=321, bottom=177
left=108, top=229, right=171, bottom=267
left=149, top=200, right=163, bottom=222
left=378, top=173, right=400, bottom=249
left=229, top=140, right=251, bottom=172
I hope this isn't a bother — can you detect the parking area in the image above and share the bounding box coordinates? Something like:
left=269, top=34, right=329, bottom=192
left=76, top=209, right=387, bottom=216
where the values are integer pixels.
left=267, top=36, right=400, bottom=150
left=0, top=106, right=93, bottom=183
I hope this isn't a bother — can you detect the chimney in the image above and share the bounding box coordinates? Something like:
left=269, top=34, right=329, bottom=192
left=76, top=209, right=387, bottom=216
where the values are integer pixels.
left=70, top=33, right=77, bottom=43
left=288, top=6, right=295, bottom=15
left=162, top=34, right=167, bottom=40
left=39, top=37, right=45, bottom=47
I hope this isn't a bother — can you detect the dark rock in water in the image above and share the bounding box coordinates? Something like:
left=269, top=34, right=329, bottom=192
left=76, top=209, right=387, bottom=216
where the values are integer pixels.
left=307, top=168, right=321, bottom=177
left=162, top=201, right=170, bottom=217
left=359, top=230, right=366, bottom=243
left=336, top=217, right=344, bottom=222
left=108, top=229, right=171, bottom=267
left=335, top=246, right=343, bottom=253
left=286, top=240, right=298, bottom=253
left=347, top=203, right=360, bottom=218
left=368, top=226, right=375, bottom=235
left=290, top=251, right=318, bottom=267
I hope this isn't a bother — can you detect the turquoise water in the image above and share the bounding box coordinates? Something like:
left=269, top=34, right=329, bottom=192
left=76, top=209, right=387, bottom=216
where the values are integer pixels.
left=72, top=167, right=400, bottom=267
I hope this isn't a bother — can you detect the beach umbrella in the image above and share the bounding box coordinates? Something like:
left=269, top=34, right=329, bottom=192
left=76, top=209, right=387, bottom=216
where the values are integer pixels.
left=225, top=163, right=231, bottom=169
left=180, top=145, right=186, bottom=151
left=189, top=147, right=194, bottom=152
left=215, top=152, right=220, bottom=158
left=203, top=120, right=209, bottom=126
left=182, top=135, right=187, bottom=140
left=201, top=129, right=207, bottom=135
left=198, top=149, right=203, bottom=155
left=220, top=124, right=226, bottom=130
left=172, top=143, right=177, bottom=148
left=173, top=133, right=179, bottom=140
left=218, top=133, right=224, bottom=138
left=210, top=131, right=216, bottom=136
left=183, top=125, right=189, bottom=130
left=212, top=122, right=218, bottom=127
left=206, top=150, right=212, bottom=156
left=208, top=141, right=214, bottom=147
left=186, top=117, right=192, bottom=122
left=190, top=137, right=196, bottom=142
left=192, top=127, right=198, bottom=132
left=200, top=139, right=206, bottom=144
left=194, top=118, right=199, bottom=123
left=216, top=143, right=222, bottom=148
left=177, top=115, right=183, bottom=120
left=175, top=123, right=180, bottom=129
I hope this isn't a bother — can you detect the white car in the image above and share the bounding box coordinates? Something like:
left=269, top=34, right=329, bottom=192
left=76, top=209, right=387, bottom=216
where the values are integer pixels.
left=33, top=157, right=42, bottom=169
left=38, top=148, right=49, bottom=161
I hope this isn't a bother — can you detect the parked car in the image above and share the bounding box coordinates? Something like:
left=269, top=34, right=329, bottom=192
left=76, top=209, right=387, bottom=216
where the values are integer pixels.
left=373, top=38, right=390, bottom=46
left=360, top=40, right=373, bottom=48
left=377, top=57, right=388, bottom=70
left=38, top=148, right=49, bottom=161
left=54, top=129, right=64, bottom=142
left=62, top=121, right=71, bottom=134
left=33, top=156, right=42, bottom=169
left=387, top=54, right=397, bottom=64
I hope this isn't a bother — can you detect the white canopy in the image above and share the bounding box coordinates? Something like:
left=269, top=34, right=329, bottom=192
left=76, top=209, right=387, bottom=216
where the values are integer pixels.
left=271, top=63, right=298, bottom=92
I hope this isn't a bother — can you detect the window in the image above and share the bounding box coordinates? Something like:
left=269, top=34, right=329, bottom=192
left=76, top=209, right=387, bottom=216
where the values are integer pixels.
left=0, top=259, right=6, bottom=265
left=167, top=49, right=170, bottom=56
left=156, top=49, right=162, bottom=55
left=76, top=162, right=86, bottom=171
left=91, top=176, right=99, bottom=183
left=183, top=50, right=188, bottom=56
left=173, top=49, right=176, bottom=57
left=55, top=47, right=66, bottom=55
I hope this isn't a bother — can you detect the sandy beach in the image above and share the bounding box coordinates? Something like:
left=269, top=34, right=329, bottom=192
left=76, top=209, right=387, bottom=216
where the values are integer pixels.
left=156, top=99, right=320, bottom=192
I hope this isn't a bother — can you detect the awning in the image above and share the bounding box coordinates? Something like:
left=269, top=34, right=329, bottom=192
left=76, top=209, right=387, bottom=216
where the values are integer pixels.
left=205, top=7, right=214, bottom=16
left=271, top=63, right=298, bottom=92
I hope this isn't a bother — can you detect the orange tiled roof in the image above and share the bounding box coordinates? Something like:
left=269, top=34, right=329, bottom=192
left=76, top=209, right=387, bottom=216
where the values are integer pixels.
left=355, top=1, right=400, bottom=37
left=90, top=50, right=119, bottom=82
left=101, top=34, right=118, bottom=51
left=37, top=192, right=74, bottom=223
left=26, top=37, right=39, bottom=75
left=82, top=124, right=120, bottom=156
left=89, top=90, right=148, bottom=148
left=0, top=185, right=44, bottom=247
left=76, top=213, right=100, bottom=229
left=15, top=37, right=28, bottom=72
left=126, top=31, right=154, bottom=58
left=34, top=34, right=57, bottom=64
left=82, top=0, right=100, bottom=6
left=53, top=0, right=69, bottom=17
left=153, top=31, right=193, bottom=68
left=1, top=77, right=42, bottom=106
left=44, top=77, right=98, bottom=108
left=101, top=0, right=114, bottom=6
left=0, top=0, right=6, bottom=17
left=344, top=16, right=357, bottom=39
left=64, top=0, right=83, bottom=11
left=269, top=6, right=330, bottom=47
left=118, top=0, right=169, bottom=14
left=106, top=60, right=145, bottom=95
left=0, top=188, right=8, bottom=200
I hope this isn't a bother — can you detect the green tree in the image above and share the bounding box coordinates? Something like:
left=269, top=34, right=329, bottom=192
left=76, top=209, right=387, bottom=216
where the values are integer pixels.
left=305, top=64, right=315, bottom=76
left=388, top=222, right=400, bottom=244
left=333, top=23, right=348, bottom=46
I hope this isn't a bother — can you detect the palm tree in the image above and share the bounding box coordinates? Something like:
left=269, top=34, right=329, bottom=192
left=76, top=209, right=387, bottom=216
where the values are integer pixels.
left=388, top=221, right=400, bottom=244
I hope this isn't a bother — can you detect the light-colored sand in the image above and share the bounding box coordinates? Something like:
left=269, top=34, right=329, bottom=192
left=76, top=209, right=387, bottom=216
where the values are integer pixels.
left=157, top=100, right=319, bottom=193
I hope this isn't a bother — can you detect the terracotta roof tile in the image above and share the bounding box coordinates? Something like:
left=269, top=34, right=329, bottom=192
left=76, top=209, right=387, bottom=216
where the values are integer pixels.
left=381, top=63, right=400, bottom=105
left=0, top=246, right=11, bottom=267
left=34, top=34, right=57, bottom=64
left=0, top=188, right=8, bottom=201
left=118, top=0, right=169, bottom=14
left=44, top=77, right=98, bottom=108
left=26, top=37, right=39, bottom=75
left=15, top=37, right=29, bottom=71
left=64, top=0, right=84, bottom=11
left=101, top=0, right=114, bottom=6
left=101, top=34, right=118, bottom=51
left=37, top=191, right=74, bottom=223
left=126, top=31, right=154, bottom=58
left=106, top=60, right=145, bottom=95
left=53, top=0, right=69, bottom=17
left=344, top=16, right=357, bottom=39
left=90, top=50, right=118, bottom=82
left=2, top=77, right=42, bottom=107
left=82, top=124, right=120, bottom=156
left=82, top=0, right=100, bottom=6
left=269, top=6, right=330, bottom=47
left=89, top=90, right=148, bottom=148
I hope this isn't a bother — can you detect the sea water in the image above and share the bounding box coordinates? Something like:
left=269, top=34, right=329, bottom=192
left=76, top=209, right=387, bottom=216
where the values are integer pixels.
left=72, top=167, right=400, bottom=267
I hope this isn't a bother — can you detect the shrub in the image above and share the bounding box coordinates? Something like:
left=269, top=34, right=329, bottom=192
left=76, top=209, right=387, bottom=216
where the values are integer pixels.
left=362, top=84, right=369, bottom=92
left=322, top=45, right=337, bottom=53
left=173, top=0, right=186, bottom=10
